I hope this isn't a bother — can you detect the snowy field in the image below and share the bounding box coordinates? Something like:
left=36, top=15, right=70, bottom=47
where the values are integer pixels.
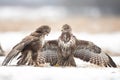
left=0, top=66, right=119, bottom=80
left=0, top=32, right=120, bottom=80
left=0, top=57, right=119, bottom=80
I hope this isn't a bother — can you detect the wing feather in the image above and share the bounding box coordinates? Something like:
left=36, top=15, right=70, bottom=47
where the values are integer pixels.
left=74, top=40, right=117, bottom=67
left=42, top=40, right=58, bottom=66
left=2, top=36, right=39, bottom=66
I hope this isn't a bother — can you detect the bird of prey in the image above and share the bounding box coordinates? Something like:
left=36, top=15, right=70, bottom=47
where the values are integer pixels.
left=2, top=25, right=51, bottom=66
left=42, top=24, right=117, bottom=67
left=0, top=44, right=5, bottom=56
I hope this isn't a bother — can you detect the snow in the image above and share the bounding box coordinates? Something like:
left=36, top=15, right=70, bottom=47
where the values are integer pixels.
left=0, top=56, right=120, bottom=80
left=0, top=32, right=120, bottom=80
left=0, top=56, right=119, bottom=80
left=0, top=66, right=119, bottom=80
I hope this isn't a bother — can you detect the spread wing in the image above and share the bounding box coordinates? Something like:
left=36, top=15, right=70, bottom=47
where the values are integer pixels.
left=2, top=36, right=39, bottom=66
left=74, top=40, right=117, bottom=67
left=42, top=40, right=58, bottom=66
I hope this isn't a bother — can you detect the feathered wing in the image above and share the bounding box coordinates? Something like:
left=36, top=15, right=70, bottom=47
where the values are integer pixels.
left=17, top=50, right=33, bottom=65
left=16, top=40, right=59, bottom=66
left=2, top=36, right=39, bottom=66
left=74, top=40, right=117, bottom=67
left=42, top=40, right=58, bottom=66
left=0, top=44, right=5, bottom=56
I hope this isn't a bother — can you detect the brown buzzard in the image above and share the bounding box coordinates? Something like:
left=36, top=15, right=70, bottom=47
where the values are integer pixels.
left=2, top=25, right=51, bottom=66
left=42, top=24, right=117, bottom=67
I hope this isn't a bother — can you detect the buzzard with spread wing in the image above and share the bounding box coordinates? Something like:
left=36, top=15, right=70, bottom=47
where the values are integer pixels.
left=2, top=25, right=51, bottom=66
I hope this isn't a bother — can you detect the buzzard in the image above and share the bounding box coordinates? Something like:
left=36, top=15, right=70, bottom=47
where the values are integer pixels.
left=42, top=24, right=117, bottom=67
left=3, top=24, right=117, bottom=67
left=2, top=25, right=51, bottom=66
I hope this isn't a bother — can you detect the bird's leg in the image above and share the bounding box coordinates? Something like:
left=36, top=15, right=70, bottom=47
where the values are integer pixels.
left=63, top=55, right=76, bottom=67
left=55, top=51, right=64, bottom=66
left=56, top=57, right=65, bottom=66
left=34, top=51, right=46, bottom=67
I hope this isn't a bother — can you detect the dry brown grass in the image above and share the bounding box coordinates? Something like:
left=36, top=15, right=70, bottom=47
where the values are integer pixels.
left=0, top=16, right=120, bottom=33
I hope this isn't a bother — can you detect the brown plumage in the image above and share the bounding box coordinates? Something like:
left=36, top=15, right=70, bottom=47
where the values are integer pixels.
left=42, top=24, right=117, bottom=67
left=42, top=40, right=59, bottom=66
left=4, top=24, right=117, bottom=67
left=74, top=40, right=117, bottom=67
left=0, top=44, right=5, bottom=56
left=2, top=25, right=51, bottom=66
left=56, top=24, right=77, bottom=66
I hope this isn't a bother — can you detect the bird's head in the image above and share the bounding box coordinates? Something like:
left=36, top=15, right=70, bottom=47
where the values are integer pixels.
left=61, top=24, right=72, bottom=33
left=36, top=25, right=51, bottom=36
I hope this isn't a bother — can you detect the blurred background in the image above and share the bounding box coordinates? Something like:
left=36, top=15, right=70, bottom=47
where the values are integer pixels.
left=0, top=1, right=120, bottom=79
left=0, top=0, right=120, bottom=56
left=0, top=0, right=120, bottom=33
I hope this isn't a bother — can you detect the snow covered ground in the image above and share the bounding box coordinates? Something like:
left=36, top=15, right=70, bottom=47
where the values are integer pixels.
left=0, top=56, right=119, bottom=80
left=0, top=32, right=120, bottom=80
left=0, top=66, right=119, bottom=80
